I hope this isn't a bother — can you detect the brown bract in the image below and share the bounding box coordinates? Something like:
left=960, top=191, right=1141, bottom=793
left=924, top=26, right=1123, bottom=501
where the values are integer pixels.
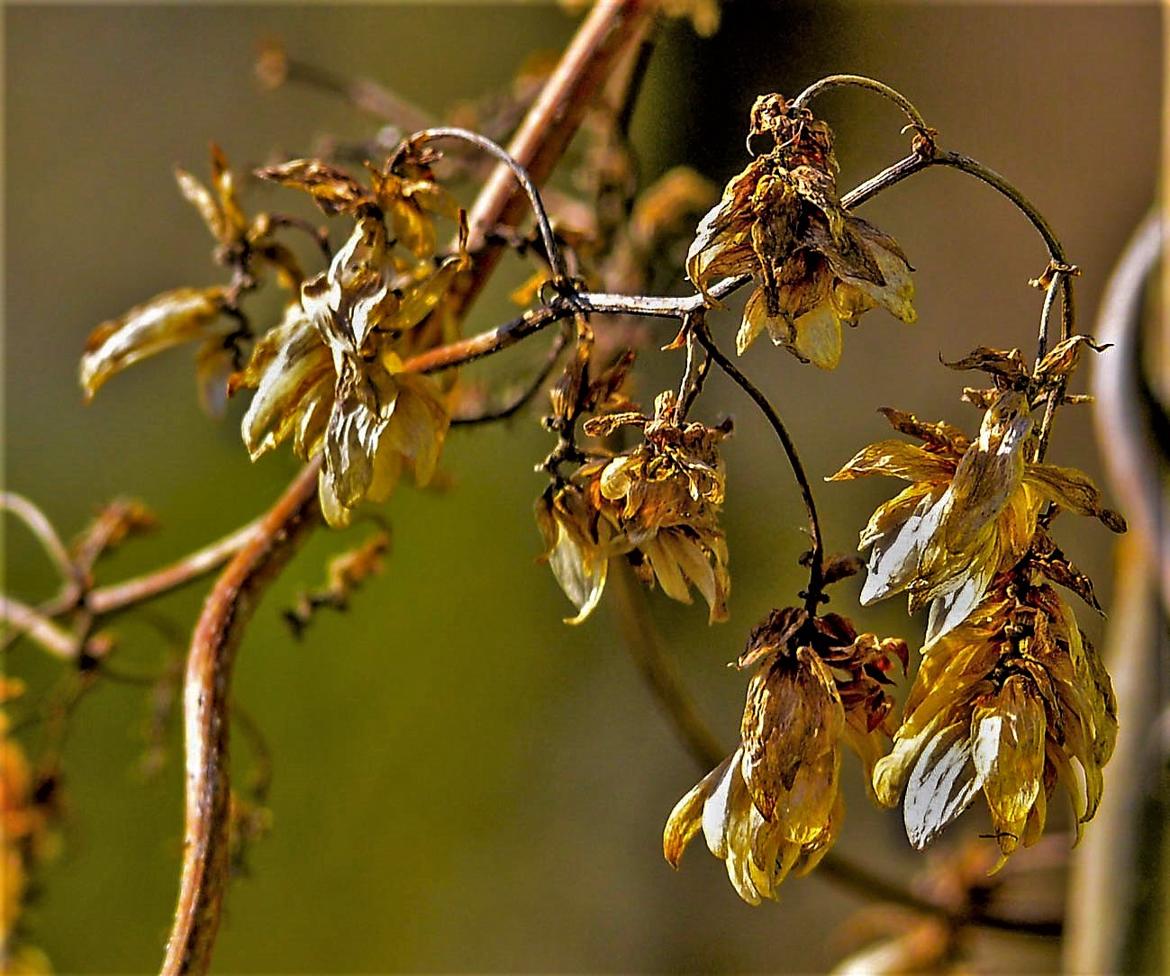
left=686, top=94, right=915, bottom=370
left=663, top=609, right=906, bottom=904
left=829, top=391, right=1125, bottom=645
left=873, top=579, right=1116, bottom=868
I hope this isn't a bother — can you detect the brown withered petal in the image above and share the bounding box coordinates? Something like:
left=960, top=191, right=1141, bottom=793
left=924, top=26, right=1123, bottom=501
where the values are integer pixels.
left=876, top=407, right=970, bottom=456
left=1033, top=334, right=1110, bottom=387
left=943, top=346, right=1030, bottom=386
left=256, top=159, right=375, bottom=216
left=1022, top=464, right=1127, bottom=532
left=175, top=167, right=227, bottom=243
left=81, top=286, right=230, bottom=400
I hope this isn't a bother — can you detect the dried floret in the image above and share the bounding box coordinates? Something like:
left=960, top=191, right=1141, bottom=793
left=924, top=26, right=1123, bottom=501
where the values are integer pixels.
left=830, top=391, right=1125, bottom=644
left=687, top=94, right=915, bottom=369
left=664, top=610, right=905, bottom=903
left=873, top=580, right=1117, bottom=867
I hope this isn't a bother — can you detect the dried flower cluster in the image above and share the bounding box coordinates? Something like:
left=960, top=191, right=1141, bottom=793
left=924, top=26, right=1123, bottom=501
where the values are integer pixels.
left=663, top=608, right=907, bottom=902
left=687, top=94, right=916, bottom=369
left=536, top=346, right=732, bottom=623
left=35, top=46, right=1129, bottom=971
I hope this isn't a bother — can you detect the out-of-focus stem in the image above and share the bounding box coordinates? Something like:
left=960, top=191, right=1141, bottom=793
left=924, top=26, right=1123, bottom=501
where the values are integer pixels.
left=161, top=461, right=320, bottom=976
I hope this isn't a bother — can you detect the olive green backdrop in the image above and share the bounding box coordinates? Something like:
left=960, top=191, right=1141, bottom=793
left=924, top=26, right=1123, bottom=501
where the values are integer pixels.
left=3, top=3, right=1161, bottom=973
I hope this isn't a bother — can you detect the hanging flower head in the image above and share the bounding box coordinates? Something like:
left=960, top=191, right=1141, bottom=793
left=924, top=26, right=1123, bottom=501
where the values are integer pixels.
left=687, top=94, right=916, bottom=369
left=873, top=577, right=1117, bottom=868
left=537, top=388, right=732, bottom=624
left=663, top=609, right=907, bottom=903
left=829, top=392, right=1125, bottom=645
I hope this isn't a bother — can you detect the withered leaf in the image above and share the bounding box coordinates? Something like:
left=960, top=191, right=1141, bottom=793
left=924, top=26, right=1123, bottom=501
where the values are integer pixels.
left=943, top=346, right=1029, bottom=386
left=256, top=159, right=375, bottom=216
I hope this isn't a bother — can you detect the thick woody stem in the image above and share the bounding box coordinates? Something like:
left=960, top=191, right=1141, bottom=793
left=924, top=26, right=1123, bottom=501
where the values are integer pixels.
left=455, top=0, right=654, bottom=314
left=158, top=9, right=655, bottom=974
left=161, top=461, right=320, bottom=976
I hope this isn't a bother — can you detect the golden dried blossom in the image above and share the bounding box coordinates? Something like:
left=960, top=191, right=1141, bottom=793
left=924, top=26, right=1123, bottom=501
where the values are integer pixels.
left=80, top=286, right=232, bottom=403
left=235, top=213, right=468, bottom=527
left=1, top=682, right=53, bottom=974
left=873, top=580, right=1116, bottom=866
left=537, top=391, right=732, bottom=624
left=663, top=611, right=906, bottom=903
left=687, top=94, right=915, bottom=369
left=829, top=392, right=1125, bottom=645
left=81, top=147, right=302, bottom=414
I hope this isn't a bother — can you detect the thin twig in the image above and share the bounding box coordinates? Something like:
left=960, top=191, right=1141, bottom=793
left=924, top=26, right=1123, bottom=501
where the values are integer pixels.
left=161, top=461, right=320, bottom=976
left=456, top=0, right=655, bottom=315
left=451, top=327, right=569, bottom=425
left=1, top=595, right=80, bottom=661
left=792, top=74, right=931, bottom=136
left=407, top=127, right=570, bottom=283
left=692, top=320, right=825, bottom=613
left=88, top=519, right=262, bottom=617
left=1, top=492, right=77, bottom=585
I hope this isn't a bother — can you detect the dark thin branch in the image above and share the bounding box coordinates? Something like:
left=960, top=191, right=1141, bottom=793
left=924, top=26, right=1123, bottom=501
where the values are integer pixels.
left=406, top=127, right=569, bottom=283
left=792, top=74, right=931, bottom=136
left=692, top=320, right=825, bottom=613
left=451, top=327, right=569, bottom=425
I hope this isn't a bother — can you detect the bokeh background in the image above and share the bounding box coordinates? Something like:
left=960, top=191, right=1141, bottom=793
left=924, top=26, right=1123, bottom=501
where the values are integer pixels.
left=3, top=3, right=1162, bottom=973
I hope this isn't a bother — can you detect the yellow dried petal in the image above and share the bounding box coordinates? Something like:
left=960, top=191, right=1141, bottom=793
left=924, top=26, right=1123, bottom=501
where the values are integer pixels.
left=80, top=286, right=230, bottom=399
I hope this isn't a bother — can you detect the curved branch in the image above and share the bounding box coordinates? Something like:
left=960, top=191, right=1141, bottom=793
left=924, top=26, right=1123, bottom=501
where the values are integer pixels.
left=161, top=461, right=320, bottom=976
left=792, top=74, right=931, bottom=137
left=1, top=492, right=77, bottom=585
left=406, top=127, right=569, bottom=282
left=692, top=321, right=825, bottom=612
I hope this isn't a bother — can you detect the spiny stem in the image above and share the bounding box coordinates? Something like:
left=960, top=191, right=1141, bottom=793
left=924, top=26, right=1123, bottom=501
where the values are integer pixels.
left=691, top=320, right=825, bottom=613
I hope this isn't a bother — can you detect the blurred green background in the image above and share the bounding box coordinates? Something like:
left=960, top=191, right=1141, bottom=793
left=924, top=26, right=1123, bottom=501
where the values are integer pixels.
left=3, top=3, right=1161, bottom=973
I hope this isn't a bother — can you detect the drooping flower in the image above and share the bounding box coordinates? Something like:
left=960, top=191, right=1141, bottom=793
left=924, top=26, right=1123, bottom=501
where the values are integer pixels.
left=829, top=392, right=1125, bottom=645
left=536, top=390, right=732, bottom=624
left=872, top=579, right=1117, bottom=866
left=663, top=610, right=906, bottom=903
left=686, top=94, right=915, bottom=369
left=234, top=213, right=468, bottom=527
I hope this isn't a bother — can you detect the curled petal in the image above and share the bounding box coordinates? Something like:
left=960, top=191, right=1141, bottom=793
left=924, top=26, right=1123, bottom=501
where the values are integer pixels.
left=81, top=286, right=230, bottom=399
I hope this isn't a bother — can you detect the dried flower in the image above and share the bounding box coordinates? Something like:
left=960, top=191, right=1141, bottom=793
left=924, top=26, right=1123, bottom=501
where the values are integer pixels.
left=687, top=94, right=915, bottom=369
left=537, top=391, right=732, bottom=624
left=873, top=579, right=1116, bottom=866
left=235, top=211, right=468, bottom=527
left=80, top=146, right=302, bottom=413
left=829, top=392, right=1125, bottom=645
left=663, top=611, right=906, bottom=903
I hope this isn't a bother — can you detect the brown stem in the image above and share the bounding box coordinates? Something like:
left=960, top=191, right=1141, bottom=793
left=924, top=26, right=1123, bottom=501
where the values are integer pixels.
left=692, top=321, right=825, bottom=613
left=160, top=461, right=320, bottom=976
left=456, top=0, right=655, bottom=315
left=1, top=595, right=80, bottom=661
left=88, top=520, right=262, bottom=617
left=159, top=10, right=656, bottom=973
